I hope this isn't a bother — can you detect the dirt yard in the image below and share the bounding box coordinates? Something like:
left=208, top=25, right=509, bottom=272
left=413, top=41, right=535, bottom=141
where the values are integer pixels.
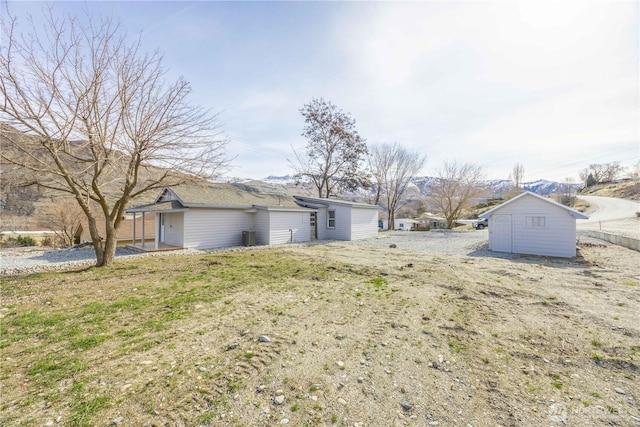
left=1, top=238, right=639, bottom=427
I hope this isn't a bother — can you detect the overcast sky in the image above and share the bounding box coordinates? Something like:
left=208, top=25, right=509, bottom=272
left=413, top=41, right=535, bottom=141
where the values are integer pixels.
left=6, top=1, right=639, bottom=182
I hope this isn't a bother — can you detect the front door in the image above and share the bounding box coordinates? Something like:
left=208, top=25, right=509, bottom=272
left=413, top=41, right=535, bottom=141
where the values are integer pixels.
left=491, top=214, right=512, bottom=253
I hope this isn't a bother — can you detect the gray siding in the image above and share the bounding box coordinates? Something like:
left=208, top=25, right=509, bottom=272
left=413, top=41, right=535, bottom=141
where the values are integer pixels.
left=270, top=211, right=310, bottom=244
left=253, top=210, right=270, bottom=245
left=323, top=204, right=352, bottom=240
left=183, top=208, right=253, bottom=249
left=350, top=207, right=379, bottom=240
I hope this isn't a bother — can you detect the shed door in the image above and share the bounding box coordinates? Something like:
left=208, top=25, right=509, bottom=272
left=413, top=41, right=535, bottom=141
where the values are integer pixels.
left=491, top=214, right=512, bottom=253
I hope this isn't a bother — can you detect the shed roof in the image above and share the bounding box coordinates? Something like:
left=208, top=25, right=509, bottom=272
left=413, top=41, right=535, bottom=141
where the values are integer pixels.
left=479, top=191, right=589, bottom=220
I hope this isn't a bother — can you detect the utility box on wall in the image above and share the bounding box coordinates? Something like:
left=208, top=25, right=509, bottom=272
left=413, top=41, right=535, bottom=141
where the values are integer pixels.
left=242, top=230, right=256, bottom=246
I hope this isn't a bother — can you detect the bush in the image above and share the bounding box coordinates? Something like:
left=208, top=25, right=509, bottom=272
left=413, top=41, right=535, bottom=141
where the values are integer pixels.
left=0, top=235, right=38, bottom=248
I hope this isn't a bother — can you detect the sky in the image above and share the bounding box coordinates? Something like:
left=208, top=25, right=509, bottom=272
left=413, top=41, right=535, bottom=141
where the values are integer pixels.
left=4, top=0, right=639, bottom=183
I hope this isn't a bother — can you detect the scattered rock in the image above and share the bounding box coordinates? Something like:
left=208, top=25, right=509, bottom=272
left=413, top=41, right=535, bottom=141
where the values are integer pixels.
left=109, top=417, right=124, bottom=425
left=400, top=400, right=412, bottom=411
left=259, top=335, right=271, bottom=343
left=389, top=244, right=397, bottom=248
left=336, top=360, right=345, bottom=368
left=614, top=387, right=626, bottom=395
left=257, top=385, right=266, bottom=393
left=337, top=398, right=347, bottom=405
left=274, top=395, right=285, bottom=405
left=280, top=418, right=289, bottom=424
left=226, top=342, right=240, bottom=350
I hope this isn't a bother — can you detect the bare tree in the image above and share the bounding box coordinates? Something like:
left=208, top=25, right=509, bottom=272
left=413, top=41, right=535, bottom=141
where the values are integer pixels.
left=40, top=199, right=83, bottom=247
left=579, top=162, right=623, bottom=186
left=429, top=160, right=485, bottom=229
left=368, top=142, right=426, bottom=230
left=0, top=8, right=229, bottom=266
left=511, top=163, right=525, bottom=188
left=290, top=98, right=369, bottom=198
left=554, top=177, right=577, bottom=207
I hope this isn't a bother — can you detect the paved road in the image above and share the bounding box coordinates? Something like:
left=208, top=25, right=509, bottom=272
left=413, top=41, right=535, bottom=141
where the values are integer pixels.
left=576, top=196, right=640, bottom=238
left=577, top=196, right=640, bottom=222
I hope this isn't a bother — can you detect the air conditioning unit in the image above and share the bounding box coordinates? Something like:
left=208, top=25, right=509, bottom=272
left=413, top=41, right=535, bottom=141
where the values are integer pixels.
left=242, top=230, right=256, bottom=246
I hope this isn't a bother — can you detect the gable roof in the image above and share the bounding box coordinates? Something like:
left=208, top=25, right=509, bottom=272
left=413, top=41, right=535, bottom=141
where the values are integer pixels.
left=126, top=182, right=310, bottom=213
left=293, top=195, right=379, bottom=210
left=479, top=191, right=589, bottom=220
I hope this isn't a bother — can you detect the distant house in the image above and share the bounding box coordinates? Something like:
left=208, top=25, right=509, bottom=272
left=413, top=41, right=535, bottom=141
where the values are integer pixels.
left=293, top=196, right=379, bottom=241
left=394, top=218, right=420, bottom=231
left=417, top=213, right=447, bottom=230
left=480, top=191, right=588, bottom=258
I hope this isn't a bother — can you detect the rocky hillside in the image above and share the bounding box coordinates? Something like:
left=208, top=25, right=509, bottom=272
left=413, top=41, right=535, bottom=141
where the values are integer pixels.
left=578, top=179, right=640, bottom=201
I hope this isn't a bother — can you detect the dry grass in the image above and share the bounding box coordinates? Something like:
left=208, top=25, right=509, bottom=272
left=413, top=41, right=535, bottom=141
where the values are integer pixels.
left=1, top=242, right=639, bottom=426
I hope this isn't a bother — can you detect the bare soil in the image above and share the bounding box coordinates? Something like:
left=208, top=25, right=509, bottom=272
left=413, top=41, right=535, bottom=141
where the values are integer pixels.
left=1, top=239, right=639, bottom=427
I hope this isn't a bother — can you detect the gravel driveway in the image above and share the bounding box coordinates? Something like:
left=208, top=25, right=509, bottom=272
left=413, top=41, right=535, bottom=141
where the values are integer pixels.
left=0, top=230, right=495, bottom=276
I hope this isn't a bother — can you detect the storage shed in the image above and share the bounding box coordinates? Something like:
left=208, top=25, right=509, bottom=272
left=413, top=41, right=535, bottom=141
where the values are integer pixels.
left=479, top=191, right=588, bottom=258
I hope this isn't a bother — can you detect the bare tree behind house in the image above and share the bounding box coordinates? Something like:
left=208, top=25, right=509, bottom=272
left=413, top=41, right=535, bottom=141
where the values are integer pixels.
left=368, top=142, right=426, bottom=230
left=41, top=199, right=83, bottom=247
left=579, top=162, right=623, bottom=186
left=429, top=160, right=485, bottom=229
left=511, top=163, right=525, bottom=188
left=554, top=178, right=577, bottom=207
left=0, top=9, right=229, bottom=266
left=290, top=98, right=369, bottom=198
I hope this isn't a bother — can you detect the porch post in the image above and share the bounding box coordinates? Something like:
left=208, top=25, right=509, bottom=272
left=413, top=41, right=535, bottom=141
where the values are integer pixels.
left=132, top=212, right=136, bottom=246
left=141, top=212, right=146, bottom=248
left=155, top=213, right=159, bottom=250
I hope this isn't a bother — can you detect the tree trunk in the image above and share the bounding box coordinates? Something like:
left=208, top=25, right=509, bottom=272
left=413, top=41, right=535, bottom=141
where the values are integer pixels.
left=99, top=222, right=118, bottom=267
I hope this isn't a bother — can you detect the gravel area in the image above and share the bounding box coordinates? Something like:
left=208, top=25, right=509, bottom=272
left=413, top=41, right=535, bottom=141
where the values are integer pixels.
left=1, top=229, right=615, bottom=276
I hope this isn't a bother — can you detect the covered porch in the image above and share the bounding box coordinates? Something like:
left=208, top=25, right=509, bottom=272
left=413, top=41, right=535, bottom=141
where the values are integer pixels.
left=125, top=201, right=188, bottom=252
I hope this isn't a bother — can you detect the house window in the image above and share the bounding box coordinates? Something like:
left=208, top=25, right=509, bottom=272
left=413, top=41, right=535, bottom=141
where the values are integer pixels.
left=327, top=210, right=336, bottom=228
left=526, top=215, right=547, bottom=228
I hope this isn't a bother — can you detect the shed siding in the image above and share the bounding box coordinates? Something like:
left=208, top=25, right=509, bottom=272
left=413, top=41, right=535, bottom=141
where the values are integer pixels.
left=163, top=212, right=184, bottom=247
left=270, top=212, right=311, bottom=244
left=490, top=196, right=577, bottom=257
left=350, top=208, right=378, bottom=240
left=183, top=208, right=253, bottom=249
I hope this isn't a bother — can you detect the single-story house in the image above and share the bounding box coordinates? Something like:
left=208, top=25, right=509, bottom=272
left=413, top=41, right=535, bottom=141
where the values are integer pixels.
left=293, top=196, right=379, bottom=241
left=417, top=213, right=448, bottom=230
left=394, top=218, right=420, bottom=231
left=480, top=191, right=588, bottom=258
left=125, top=184, right=379, bottom=251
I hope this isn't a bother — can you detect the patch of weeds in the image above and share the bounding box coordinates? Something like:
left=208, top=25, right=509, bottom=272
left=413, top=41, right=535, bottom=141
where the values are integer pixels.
left=551, top=374, right=563, bottom=389
left=331, top=414, right=338, bottom=423
left=370, top=276, right=387, bottom=290
left=197, top=412, right=216, bottom=425
left=323, top=363, right=329, bottom=371
left=591, top=352, right=604, bottom=362
left=27, top=354, right=87, bottom=386
left=291, top=403, right=300, bottom=412
left=621, top=281, right=638, bottom=287
left=606, top=405, right=618, bottom=414
left=590, top=391, right=601, bottom=398
left=309, top=384, right=319, bottom=392
left=481, top=357, right=490, bottom=364
left=228, top=380, right=242, bottom=393
left=448, top=339, right=465, bottom=354
left=68, top=335, right=108, bottom=351
left=70, top=395, right=110, bottom=427
left=590, top=339, right=604, bottom=348
left=243, top=351, right=255, bottom=360
left=613, top=316, right=619, bottom=320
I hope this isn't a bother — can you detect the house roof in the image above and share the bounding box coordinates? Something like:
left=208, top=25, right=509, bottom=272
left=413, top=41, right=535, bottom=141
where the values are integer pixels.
left=293, top=195, right=379, bottom=210
left=126, top=182, right=311, bottom=213
left=479, top=191, right=589, bottom=220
